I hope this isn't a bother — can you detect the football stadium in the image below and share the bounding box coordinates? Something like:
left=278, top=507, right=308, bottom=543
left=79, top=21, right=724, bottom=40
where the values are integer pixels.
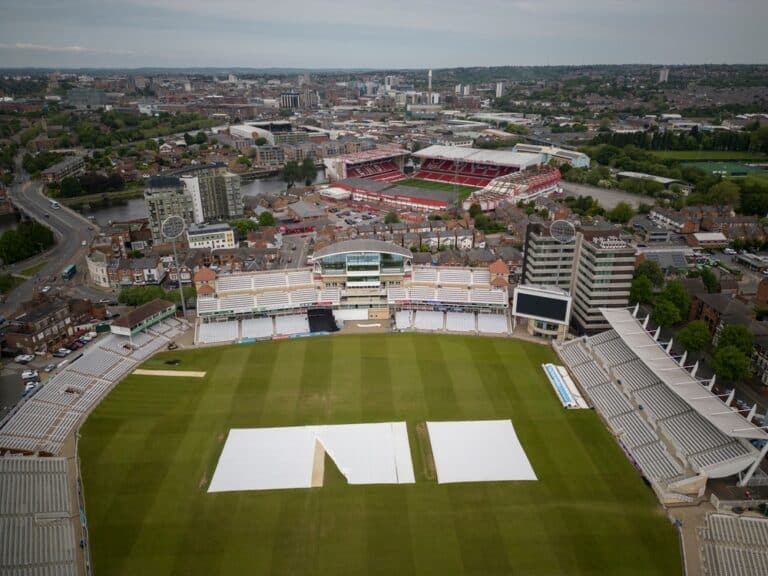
left=321, top=144, right=560, bottom=212
left=3, top=239, right=768, bottom=576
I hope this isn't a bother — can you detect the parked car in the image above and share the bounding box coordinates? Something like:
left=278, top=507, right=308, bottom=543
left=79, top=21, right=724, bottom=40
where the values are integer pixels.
left=14, top=354, right=35, bottom=364
left=21, top=369, right=39, bottom=380
left=22, top=382, right=37, bottom=396
left=44, top=363, right=56, bottom=372
left=724, top=248, right=737, bottom=255
left=41, top=285, right=51, bottom=294
left=53, top=348, right=72, bottom=358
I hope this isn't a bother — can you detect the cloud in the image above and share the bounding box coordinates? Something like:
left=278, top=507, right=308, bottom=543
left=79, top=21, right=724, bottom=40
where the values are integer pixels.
left=0, top=42, right=137, bottom=56
left=0, top=0, right=765, bottom=67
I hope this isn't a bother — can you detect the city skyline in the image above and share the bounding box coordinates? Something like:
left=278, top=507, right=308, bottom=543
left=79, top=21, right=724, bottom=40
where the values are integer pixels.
left=0, top=0, right=766, bottom=69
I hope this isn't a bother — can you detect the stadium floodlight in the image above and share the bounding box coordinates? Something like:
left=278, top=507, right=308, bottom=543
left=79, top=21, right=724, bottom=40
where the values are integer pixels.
left=550, top=220, right=576, bottom=244
left=161, top=215, right=187, bottom=317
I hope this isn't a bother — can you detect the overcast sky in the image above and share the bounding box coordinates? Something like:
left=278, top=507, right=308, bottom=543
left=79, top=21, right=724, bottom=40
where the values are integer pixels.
left=0, top=0, right=766, bottom=69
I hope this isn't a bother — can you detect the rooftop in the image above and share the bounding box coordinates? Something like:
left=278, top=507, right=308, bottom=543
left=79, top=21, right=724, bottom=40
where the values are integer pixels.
left=312, top=239, right=412, bottom=260
left=111, top=299, right=175, bottom=329
left=602, top=307, right=768, bottom=441
left=188, top=223, right=233, bottom=235
left=413, top=145, right=544, bottom=168
left=327, top=145, right=409, bottom=165
left=146, top=175, right=183, bottom=189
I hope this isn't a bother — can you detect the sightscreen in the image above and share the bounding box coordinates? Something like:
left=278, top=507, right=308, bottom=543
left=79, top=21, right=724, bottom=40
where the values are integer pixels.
left=515, top=292, right=569, bottom=324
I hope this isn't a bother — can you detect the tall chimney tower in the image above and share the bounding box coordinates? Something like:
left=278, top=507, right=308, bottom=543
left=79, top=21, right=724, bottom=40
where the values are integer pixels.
left=428, top=69, right=432, bottom=102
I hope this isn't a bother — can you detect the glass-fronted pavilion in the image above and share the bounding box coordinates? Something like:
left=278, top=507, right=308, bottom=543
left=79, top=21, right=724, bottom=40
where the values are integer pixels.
left=311, top=239, right=413, bottom=290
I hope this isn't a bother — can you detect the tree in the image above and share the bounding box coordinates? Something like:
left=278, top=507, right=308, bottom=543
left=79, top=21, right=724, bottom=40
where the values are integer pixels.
left=229, top=218, right=258, bottom=238
left=635, top=260, right=664, bottom=287
left=676, top=320, right=711, bottom=355
left=117, top=285, right=165, bottom=306
left=717, top=324, right=753, bottom=356
left=606, top=201, right=635, bottom=224
left=468, top=203, right=482, bottom=218
left=662, top=280, right=690, bottom=319
left=651, top=298, right=681, bottom=328
left=300, top=157, right=317, bottom=185
left=258, top=211, right=275, bottom=227
left=706, top=180, right=740, bottom=207
left=384, top=211, right=400, bottom=224
left=712, top=345, right=751, bottom=382
left=254, top=137, right=267, bottom=146
left=0, top=222, right=55, bottom=265
left=281, top=160, right=301, bottom=188
left=629, top=276, right=654, bottom=305
left=59, top=176, right=82, bottom=198
left=195, top=132, right=207, bottom=145
left=700, top=267, right=720, bottom=293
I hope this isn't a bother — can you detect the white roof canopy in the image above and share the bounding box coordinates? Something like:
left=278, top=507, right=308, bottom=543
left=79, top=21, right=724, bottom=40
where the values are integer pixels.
left=413, top=145, right=544, bottom=169
left=601, top=308, right=768, bottom=441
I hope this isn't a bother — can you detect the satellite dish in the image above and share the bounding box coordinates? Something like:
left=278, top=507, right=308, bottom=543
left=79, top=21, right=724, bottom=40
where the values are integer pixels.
left=161, top=215, right=186, bottom=241
left=550, top=220, right=575, bottom=244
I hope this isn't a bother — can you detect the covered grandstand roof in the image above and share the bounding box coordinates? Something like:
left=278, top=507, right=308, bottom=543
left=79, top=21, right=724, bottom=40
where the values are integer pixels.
left=328, top=145, right=409, bottom=165
left=312, top=239, right=412, bottom=260
left=601, top=308, right=768, bottom=441
left=413, top=145, right=544, bottom=169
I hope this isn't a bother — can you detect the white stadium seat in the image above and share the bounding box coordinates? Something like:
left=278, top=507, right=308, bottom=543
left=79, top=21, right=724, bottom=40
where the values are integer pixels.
left=477, top=314, right=508, bottom=335
left=274, top=314, right=310, bottom=335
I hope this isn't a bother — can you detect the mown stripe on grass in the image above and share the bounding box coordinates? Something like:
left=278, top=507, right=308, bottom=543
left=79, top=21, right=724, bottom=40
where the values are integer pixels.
left=360, top=334, right=395, bottom=421
left=296, top=336, right=334, bottom=423
left=412, top=334, right=460, bottom=419
left=329, top=335, right=363, bottom=422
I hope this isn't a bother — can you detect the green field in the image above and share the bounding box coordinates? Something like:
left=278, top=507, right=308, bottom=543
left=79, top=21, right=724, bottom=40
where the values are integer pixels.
left=19, top=259, right=47, bottom=277
left=681, top=161, right=766, bottom=176
left=79, top=334, right=680, bottom=576
left=399, top=177, right=478, bottom=200
left=649, top=150, right=768, bottom=161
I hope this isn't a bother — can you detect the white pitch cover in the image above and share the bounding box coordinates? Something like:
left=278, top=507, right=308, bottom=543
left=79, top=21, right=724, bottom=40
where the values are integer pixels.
left=208, top=427, right=316, bottom=492
left=426, top=420, right=538, bottom=483
left=208, top=422, right=415, bottom=493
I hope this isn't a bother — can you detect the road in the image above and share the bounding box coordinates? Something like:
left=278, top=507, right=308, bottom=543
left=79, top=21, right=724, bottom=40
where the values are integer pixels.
left=561, top=182, right=648, bottom=210
left=279, top=234, right=312, bottom=268
left=1, top=156, right=97, bottom=316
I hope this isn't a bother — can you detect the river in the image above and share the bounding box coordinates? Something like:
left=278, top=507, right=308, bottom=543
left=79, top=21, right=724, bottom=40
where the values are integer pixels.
left=75, top=171, right=326, bottom=226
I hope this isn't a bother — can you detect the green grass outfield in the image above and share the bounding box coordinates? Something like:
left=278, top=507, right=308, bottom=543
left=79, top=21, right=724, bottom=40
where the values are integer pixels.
left=681, top=161, right=766, bottom=176
left=79, top=334, right=680, bottom=576
left=399, top=177, right=478, bottom=200
left=649, top=150, right=768, bottom=162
